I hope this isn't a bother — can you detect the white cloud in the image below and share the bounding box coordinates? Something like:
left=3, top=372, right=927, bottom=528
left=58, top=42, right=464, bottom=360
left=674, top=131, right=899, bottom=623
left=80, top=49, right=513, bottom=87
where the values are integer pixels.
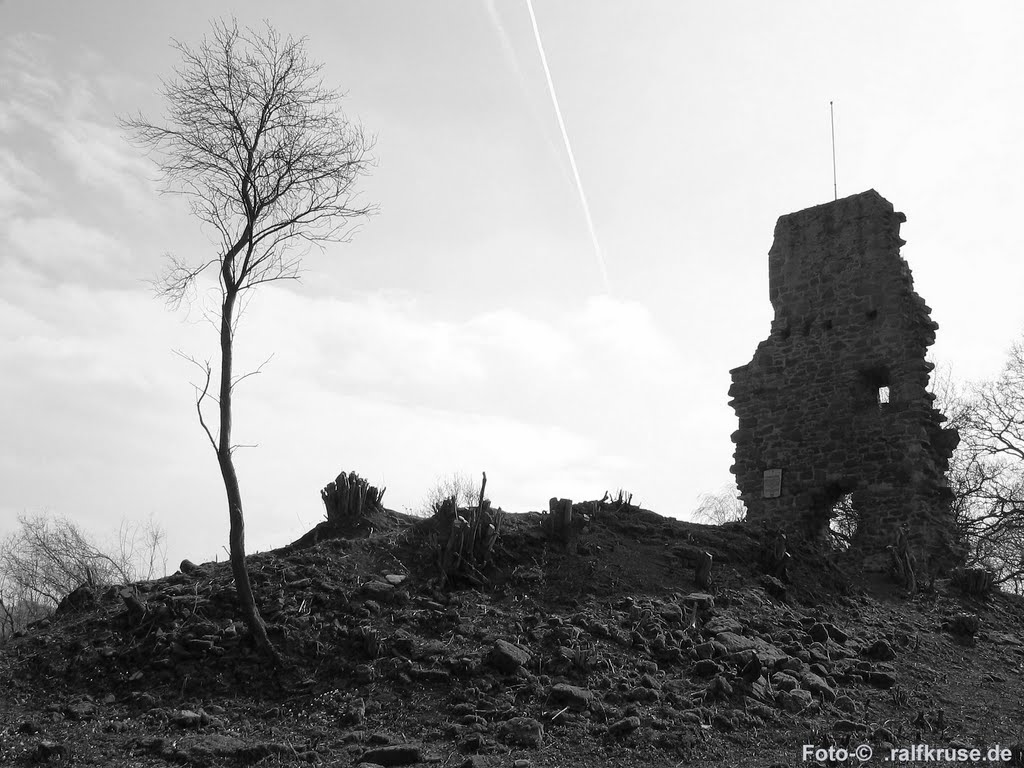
left=229, top=287, right=693, bottom=441
left=0, top=22, right=750, bottom=568
left=0, top=274, right=728, bottom=566
left=4, top=215, right=134, bottom=280
left=225, top=285, right=707, bottom=506
left=1, top=34, right=61, bottom=107
left=0, top=275, right=639, bottom=563
left=0, top=148, right=47, bottom=212
left=0, top=33, right=162, bottom=221
left=52, top=119, right=158, bottom=214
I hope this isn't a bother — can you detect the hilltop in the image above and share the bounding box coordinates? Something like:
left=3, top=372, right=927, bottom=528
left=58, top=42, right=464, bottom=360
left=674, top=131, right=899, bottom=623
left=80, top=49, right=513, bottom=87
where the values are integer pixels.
left=2, top=499, right=1023, bottom=767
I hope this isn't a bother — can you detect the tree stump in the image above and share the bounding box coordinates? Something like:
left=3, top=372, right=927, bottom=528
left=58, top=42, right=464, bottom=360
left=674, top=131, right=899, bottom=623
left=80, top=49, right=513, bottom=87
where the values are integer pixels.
left=761, top=528, right=790, bottom=581
left=119, top=587, right=147, bottom=626
left=951, top=567, right=995, bottom=596
left=321, top=470, right=385, bottom=526
left=433, top=483, right=503, bottom=586
left=695, top=551, right=713, bottom=589
left=548, top=497, right=573, bottom=550
left=891, top=525, right=917, bottom=595
left=436, top=497, right=466, bottom=580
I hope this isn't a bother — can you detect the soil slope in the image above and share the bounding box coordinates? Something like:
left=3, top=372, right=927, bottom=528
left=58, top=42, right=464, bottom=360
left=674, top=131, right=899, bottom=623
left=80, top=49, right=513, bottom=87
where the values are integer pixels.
left=2, top=501, right=1023, bottom=767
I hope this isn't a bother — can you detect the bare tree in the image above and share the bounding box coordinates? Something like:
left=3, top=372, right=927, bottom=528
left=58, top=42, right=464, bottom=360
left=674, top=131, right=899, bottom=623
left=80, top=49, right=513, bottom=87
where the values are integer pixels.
left=0, top=513, right=167, bottom=637
left=122, top=19, right=374, bottom=658
left=0, top=581, right=48, bottom=643
left=693, top=486, right=746, bottom=525
left=826, top=494, right=858, bottom=551
left=933, top=349, right=1024, bottom=591
left=0, top=573, right=15, bottom=640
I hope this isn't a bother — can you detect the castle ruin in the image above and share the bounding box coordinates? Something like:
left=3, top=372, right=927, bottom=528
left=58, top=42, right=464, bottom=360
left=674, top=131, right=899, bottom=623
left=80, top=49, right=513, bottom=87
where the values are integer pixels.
left=729, top=190, right=961, bottom=568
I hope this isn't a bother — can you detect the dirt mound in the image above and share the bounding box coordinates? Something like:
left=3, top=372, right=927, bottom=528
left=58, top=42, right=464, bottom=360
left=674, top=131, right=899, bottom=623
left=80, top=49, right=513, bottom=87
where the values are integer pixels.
left=3, top=502, right=1024, bottom=767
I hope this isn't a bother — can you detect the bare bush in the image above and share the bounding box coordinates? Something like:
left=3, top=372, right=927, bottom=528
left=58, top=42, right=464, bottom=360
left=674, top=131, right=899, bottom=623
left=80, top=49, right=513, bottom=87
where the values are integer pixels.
left=420, top=472, right=482, bottom=517
left=0, top=512, right=166, bottom=636
left=0, top=574, right=48, bottom=642
left=693, top=486, right=746, bottom=525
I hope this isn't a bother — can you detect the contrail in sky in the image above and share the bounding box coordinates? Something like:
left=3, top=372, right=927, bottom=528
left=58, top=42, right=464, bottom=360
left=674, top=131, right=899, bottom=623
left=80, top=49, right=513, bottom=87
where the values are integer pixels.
left=484, top=0, right=566, bottom=168
left=485, top=0, right=525, bottom=87
left=524, top=0, right=611, bottom=293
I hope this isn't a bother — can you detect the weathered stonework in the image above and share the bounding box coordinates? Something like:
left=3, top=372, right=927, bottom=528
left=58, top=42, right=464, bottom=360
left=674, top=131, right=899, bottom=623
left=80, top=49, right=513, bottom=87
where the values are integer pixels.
left=729, top=190, right=960, bottom=567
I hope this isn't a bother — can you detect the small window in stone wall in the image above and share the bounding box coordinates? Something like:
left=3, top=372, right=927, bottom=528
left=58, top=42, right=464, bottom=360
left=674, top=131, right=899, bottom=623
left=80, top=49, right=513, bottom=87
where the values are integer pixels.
left=860, top=367, right=891, bottom=409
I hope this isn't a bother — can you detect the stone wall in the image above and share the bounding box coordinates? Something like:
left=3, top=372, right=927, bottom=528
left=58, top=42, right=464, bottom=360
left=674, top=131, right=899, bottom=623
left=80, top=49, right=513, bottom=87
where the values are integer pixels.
left=728, top=190, right=961, bottom=568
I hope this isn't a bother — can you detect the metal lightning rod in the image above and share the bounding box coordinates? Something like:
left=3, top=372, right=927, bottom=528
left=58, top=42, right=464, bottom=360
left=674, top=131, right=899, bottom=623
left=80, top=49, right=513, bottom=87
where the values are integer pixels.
left=830, top=101, right=837, bottom=201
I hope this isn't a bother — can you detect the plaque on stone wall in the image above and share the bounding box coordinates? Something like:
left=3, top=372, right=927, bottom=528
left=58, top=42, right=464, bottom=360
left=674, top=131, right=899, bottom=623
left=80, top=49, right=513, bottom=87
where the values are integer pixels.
left=763, top=469, right=782, bottom=498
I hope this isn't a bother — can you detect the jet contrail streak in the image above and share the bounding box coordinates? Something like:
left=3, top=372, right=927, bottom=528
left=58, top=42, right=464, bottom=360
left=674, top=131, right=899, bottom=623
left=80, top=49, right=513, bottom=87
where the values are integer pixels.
left=485, top=0, right=565, bottom=169
left=485, top=0, right=525, bottom=86
left=525, top=0, right=610, bottom=293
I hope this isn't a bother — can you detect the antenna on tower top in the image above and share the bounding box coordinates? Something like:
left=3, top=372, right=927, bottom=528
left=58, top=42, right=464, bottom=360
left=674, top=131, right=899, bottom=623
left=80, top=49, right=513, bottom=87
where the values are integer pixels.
left=830, top=101, right=837, bottom=201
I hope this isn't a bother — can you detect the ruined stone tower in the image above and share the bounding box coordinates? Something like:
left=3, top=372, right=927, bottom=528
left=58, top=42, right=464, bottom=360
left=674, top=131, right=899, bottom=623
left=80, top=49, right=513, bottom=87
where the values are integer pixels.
left=729, top=190, right=961, bottom=568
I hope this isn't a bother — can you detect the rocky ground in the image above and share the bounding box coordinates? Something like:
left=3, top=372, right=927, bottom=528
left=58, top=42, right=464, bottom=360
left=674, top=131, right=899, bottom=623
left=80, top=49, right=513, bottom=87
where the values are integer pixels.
left=2, top=499, right=1024, bottom=767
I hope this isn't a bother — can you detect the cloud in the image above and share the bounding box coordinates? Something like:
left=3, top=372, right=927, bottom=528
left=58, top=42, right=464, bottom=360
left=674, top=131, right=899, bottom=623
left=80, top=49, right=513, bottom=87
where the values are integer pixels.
left=223, top=286, right=702, bottom=501
left=230, top=286, right=691, bottom=437
left=0, top=243, right=734, bottom=569
left=52, top=119, right=157, bottom=213
left=0, top=148, right=47, bottom=213
left=221, top=288, right=704, bottom=551
left=1, top=33, right=62, bottom=106
left=3, top=215, right=135, bottom=281
left=0, top=29, right=731, bottom=565
left=0, top=268, right=188, bottom=393
left=0, top=33, right=162, bottom=221
left=0, top=274, right=664, bottom=562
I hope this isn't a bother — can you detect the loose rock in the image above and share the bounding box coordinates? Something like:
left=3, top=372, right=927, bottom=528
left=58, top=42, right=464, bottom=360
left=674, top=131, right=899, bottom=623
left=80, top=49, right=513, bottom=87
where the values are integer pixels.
left=776, top=689, right=812, bottom=713
left=488, top=639, right=532, bottom=674
left=864, top=639, right=896, bottom=661
left=608, top=716, right=641, bottom=737
left=498, top=717, right=543, bottom=747
left=549, top=683, right=593, bottom=711
left=359, top=744, right=424, bottom=766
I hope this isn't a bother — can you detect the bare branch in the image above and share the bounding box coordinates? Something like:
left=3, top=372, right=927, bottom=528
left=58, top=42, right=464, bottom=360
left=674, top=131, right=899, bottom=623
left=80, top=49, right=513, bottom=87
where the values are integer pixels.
left=172, top=349, right=219, bottom=453
left=150, top=253, right=220, bottom=310
left=231, top=352, right=274, bottom=391
left=121, top=17, right=376, bottom=304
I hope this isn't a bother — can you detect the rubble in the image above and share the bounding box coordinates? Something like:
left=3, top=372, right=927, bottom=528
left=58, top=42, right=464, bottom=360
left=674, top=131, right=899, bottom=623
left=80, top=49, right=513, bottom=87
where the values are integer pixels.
left=2, top=496, right=1023, bottom=766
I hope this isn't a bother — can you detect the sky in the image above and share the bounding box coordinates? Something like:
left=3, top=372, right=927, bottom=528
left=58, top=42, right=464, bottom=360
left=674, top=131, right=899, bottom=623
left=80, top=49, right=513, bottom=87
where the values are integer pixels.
left=2, top=1, right=1023, bottom=571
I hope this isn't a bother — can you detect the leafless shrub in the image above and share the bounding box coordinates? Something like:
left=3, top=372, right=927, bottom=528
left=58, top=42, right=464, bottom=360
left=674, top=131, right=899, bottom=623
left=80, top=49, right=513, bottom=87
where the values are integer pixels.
left=420, top=472, right=481, bottom=517
left=693, top=485, right=746, bottom=525
left=0, top=512, right=167, bottom=636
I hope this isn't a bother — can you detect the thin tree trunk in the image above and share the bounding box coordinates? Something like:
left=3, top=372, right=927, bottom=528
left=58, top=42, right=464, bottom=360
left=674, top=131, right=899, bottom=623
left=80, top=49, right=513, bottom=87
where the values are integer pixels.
left=217, top=286, right=278, bottom=662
